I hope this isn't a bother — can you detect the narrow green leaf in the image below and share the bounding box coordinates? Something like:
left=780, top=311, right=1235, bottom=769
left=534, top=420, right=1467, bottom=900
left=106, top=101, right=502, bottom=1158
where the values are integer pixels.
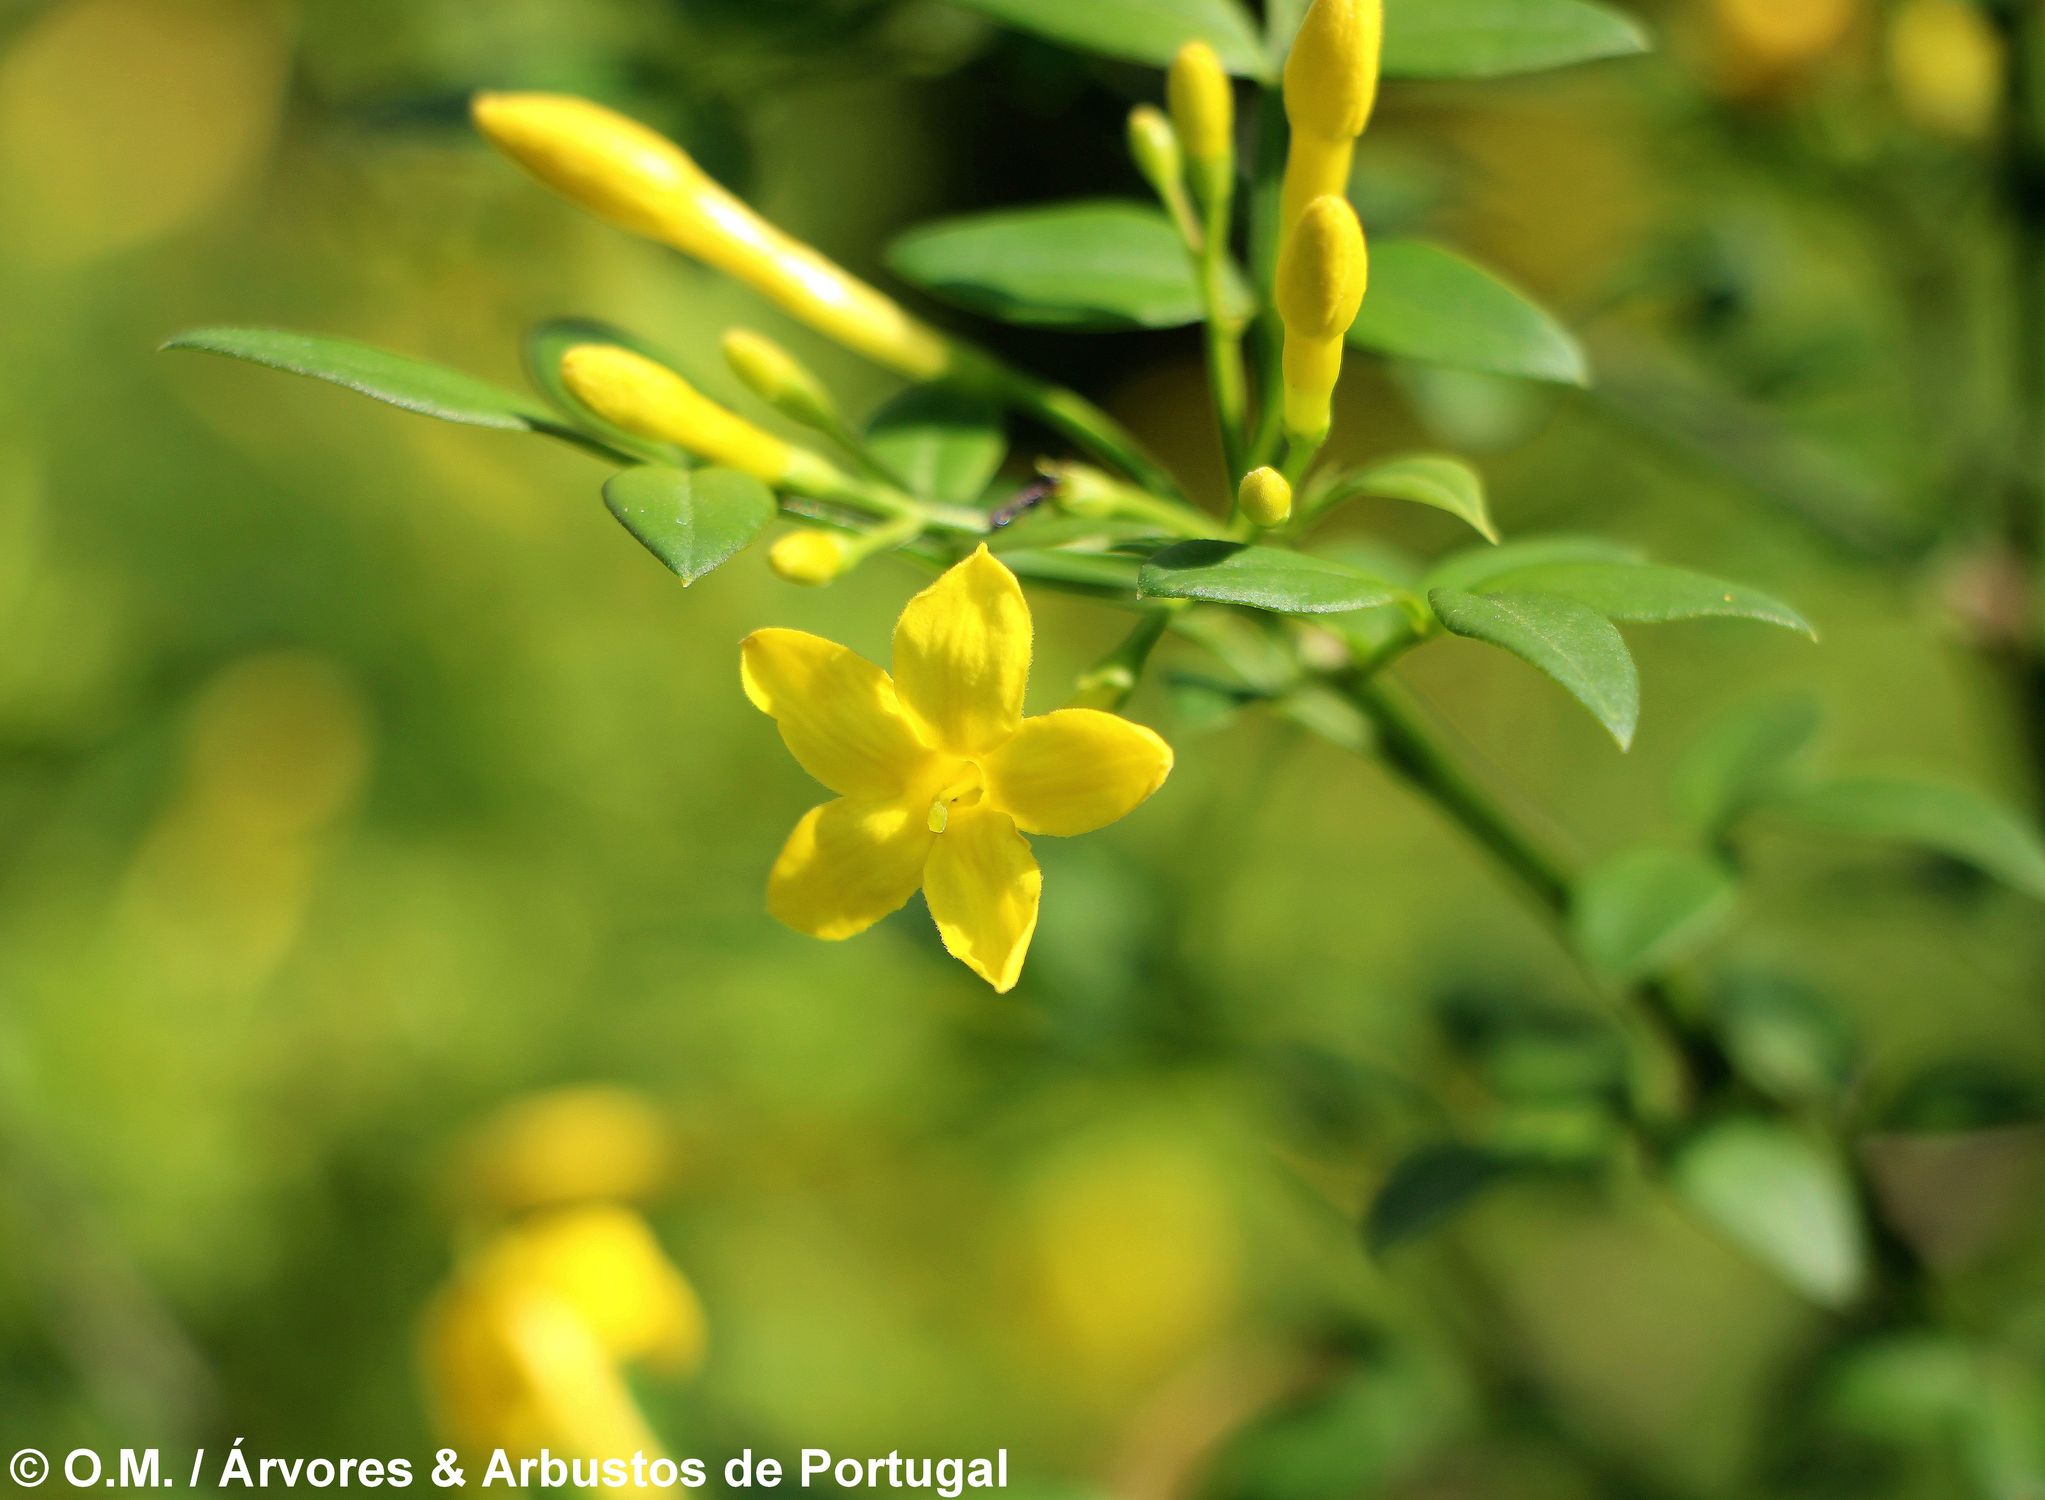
left=1430, top=587, right=1640, bottom=748
left=1712, top=970, right=1857, bottom=1107
left=1142, top=541, right=1410, bottom=614
left=887, top=202, right=1247, bottom=332
left=1673, top=1118, right=1868, bottom=1307
left=1571, top=845, right=1739, bottom=982
left=1367, top=1143, right=1519, bottom=1254
left=946, top=0, right=1271, bottom=77
left=1317, top=454, right=1499, bottom=542
left=994, top=548, right=1144, bottom=594
left=1760, top=775, right=2045, bottom=900
left=1381, top=0, right=1650, bottom=80
left=1479, top=561, right=1815, bottom=636
left=526, top=317, right=687, bottom=464
left=165, top=326, right=557, bottom=432
left=1425, top=535, right=1639, bottom=594
left=601, top=465, right=774, bottom=585
left=865, top=387, right=1007, bottom=504
left=1672, top=692, right=1823, bottom=832
left=1349, top=241, right=1589, bottom=386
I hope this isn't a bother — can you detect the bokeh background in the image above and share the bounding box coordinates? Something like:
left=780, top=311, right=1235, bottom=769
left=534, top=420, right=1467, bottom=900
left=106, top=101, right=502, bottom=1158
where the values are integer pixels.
left=2, top=0, right=2042, bottom=1496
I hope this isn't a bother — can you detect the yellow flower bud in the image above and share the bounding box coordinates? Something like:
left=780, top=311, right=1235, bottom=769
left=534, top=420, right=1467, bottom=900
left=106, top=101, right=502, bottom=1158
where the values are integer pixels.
left=559, top=343, right=834, bottom=491
left=474, top=92, right=954, bottom=380
left=1280, top=0, right=1383, bottom=232
left=721, top=328, right=841, bottom=432
left=1276, top=195, right=1368, bottom=440
left=1169, top=42, right=1234, bottom=168
left=1127, top=105, right=1184, bottom=194
left=1889, top=0, right=2003, bottom=141
left=768, top=529, right=850, bottom=586
left=1237, top=466, right=1293, bottom=528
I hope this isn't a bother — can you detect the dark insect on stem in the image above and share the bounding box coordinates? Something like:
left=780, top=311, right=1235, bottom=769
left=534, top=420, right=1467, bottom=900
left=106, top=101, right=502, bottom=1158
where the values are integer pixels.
left=987, top=478, right=1054, bottom=530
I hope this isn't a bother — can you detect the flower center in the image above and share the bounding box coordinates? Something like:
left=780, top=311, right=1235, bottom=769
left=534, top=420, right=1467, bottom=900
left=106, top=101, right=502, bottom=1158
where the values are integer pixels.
left=925, top=762, right=984, bottom=833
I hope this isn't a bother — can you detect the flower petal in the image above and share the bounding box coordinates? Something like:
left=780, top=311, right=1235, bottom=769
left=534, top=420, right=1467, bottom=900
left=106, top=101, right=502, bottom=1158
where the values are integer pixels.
left=742, top=629, right=934, bottom=798
left=891, top=545, right=1031, bottom=755
left=983, top=709, right=1175, bottom=836
left=923, top=806, right=1040, bottom=992
left=767, top=797, right=935, bottom=941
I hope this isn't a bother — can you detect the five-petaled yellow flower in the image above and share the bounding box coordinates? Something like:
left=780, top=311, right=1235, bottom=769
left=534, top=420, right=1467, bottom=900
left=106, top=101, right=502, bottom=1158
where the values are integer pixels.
left=742, top=547, right=1173, bottom=991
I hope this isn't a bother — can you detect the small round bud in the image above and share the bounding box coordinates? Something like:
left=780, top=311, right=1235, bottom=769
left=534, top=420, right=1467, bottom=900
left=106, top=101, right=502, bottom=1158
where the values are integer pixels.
left=1237, top=467, right=1294, bottom=528
left=1168, top=42, right=1234, bottom=166
left=769, top=529, right=850, bottom=586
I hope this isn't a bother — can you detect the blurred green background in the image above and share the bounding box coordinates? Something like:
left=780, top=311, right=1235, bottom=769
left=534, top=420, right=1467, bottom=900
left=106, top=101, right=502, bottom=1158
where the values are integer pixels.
left=2, top=1, right=2043, bottom=1496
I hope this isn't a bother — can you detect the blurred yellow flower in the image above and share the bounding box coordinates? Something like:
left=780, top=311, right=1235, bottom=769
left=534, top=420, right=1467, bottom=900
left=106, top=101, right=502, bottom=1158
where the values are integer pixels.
left=742, top=546, right=1173, bottom=991
left=423, top=1206, right=705, bottom=1466
left=456, top=1087, right=675, bottom=1215
left=1708, top=0, right=1859, bottom=94
left=1889, top=0, right=2004, bottom=141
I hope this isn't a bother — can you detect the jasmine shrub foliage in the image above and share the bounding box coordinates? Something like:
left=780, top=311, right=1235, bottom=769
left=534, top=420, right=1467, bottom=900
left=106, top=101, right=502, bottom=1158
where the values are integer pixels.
left=171, top=0, right=2045, bottom=1483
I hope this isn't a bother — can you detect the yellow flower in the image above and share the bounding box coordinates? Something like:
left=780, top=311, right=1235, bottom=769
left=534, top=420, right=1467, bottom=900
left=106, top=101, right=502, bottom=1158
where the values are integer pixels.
left=472, top=93, right=953, bottom=380
left=422, top=1207, right=705, bottom=1466
left=1889, top=0, right=2003, bottom=141
left=741, top=547, right=1173, bottom=991
left=455, top=1085, right=673, bottom=1213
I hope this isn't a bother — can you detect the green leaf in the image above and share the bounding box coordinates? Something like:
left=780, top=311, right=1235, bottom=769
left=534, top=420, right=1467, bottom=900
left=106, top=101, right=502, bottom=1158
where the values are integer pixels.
left=887, top=202, right=1246, bottom=332
left=1712, top=970, right=1857, bottom=1107
left=1478, top=561, right=1815, bottom=636
left=1760, top=775, right=2045, bottom=900
left=1316, top=454, right=1498, bottom=542
left=1141, top=541, right=1411, bottom=614
left=946, top=0, right=1271, bottom=77
left=1822, top=1336, right=1984, bottom=1441
left=1349, top=240, right=1589, bottom=386
left=525, top=317, right=686, bottom=464
left=1672, top=692, right=1823, bottom=832
left=865, top=387, right=1006, bottom=504
left=1570, top=846, right=1739, bottom=982
left=601, top=465, right=774, bottom=585
left=1380, top=0, right=1650, bottom=80
left=1429, top=588, right=1639, bottom=748
left=1673, top=1118, right=1868, bottom=1307
left=165, top=326, right=558, bottom=432
left=1425, top=535, right=1639, bottom=594
left=1366, top=1143, right=1519, bottom=1254
left=994, top=548, right=1144, bottom=594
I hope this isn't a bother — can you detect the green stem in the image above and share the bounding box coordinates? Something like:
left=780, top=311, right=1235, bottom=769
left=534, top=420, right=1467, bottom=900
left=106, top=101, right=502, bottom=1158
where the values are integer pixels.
left=1068, top=609, right=1174, bottom=710
left=1196, top=187, right=1249, bottom=486
left=966, top=358, right=1186, bottom=502
left=1350, top=675, right=1575, bottom=916
left=1245, top=88, right=1290, bottom=471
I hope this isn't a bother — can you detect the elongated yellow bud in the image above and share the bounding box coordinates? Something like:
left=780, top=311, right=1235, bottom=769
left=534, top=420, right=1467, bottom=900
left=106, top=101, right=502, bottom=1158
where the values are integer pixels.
left=1276, top=196, right=1368, bottom=442
left=768, top=529, right=850, bottom=586
left=1279, top=0, right=1383, bottom=233
left=1237, top=467, right=1293, bottom=528
left=560, top=343, right=835, bottom=490
left=721, top=328, right=842, bottom=432
left=1169, top=42, right=1234, bottom=169
left=474, top=93, right=954, bottom=380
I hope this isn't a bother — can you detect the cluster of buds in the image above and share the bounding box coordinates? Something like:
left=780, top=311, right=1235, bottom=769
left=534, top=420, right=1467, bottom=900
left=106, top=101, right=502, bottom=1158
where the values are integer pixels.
left=1275, top=0, right=1380, bottom=458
